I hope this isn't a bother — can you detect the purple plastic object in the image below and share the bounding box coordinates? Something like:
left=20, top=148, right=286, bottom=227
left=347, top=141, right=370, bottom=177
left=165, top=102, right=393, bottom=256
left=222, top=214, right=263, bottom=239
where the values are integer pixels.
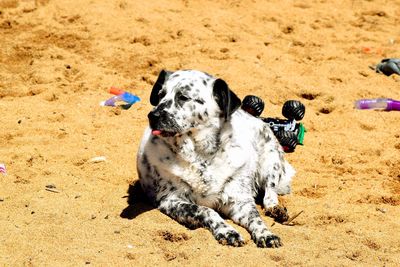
left=354, top=98, right=400, bottom=111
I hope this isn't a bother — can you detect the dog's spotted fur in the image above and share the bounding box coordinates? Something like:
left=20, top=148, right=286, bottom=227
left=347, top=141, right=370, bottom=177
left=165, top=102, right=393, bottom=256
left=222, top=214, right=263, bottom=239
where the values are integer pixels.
left=137, top=70, right=295, bottom=248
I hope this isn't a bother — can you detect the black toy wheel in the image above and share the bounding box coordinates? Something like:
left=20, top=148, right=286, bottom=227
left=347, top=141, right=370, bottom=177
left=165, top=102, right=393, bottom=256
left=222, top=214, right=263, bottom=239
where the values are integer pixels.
left=242, top=95, right=265, bottom=117
left=282, top=100, right=305, bottom=121
left=276, top=130, right=297, bottom=152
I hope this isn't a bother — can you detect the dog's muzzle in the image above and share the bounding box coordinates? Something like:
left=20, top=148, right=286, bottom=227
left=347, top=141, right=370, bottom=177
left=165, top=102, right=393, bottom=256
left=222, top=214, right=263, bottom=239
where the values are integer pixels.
left=148, top=110, right=179, bottom=137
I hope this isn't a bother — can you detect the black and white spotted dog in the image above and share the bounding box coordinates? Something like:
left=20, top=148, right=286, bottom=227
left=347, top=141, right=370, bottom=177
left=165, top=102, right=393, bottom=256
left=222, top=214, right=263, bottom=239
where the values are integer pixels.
left=137, top=70, right=295, bottom=248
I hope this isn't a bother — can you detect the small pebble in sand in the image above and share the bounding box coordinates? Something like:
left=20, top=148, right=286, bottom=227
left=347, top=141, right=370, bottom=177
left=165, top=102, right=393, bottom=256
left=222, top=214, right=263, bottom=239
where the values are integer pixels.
left=89, top=156, right=107, bottom=163
left=0, top=197, right=4, bottom=202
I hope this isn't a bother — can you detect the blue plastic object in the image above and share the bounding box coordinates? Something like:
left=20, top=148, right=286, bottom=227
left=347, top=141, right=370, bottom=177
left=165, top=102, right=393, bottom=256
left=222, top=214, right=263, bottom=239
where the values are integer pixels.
left=102, top=87, right=140, bottom=109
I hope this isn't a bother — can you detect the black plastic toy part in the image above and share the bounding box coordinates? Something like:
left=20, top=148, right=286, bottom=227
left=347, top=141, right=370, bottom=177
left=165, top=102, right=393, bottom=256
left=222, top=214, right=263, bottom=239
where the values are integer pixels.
left=241, top=95, right=265, bottom=117
left=242, top=95, right=306, bottom=153
left=282, top=100, right=305, bottom=121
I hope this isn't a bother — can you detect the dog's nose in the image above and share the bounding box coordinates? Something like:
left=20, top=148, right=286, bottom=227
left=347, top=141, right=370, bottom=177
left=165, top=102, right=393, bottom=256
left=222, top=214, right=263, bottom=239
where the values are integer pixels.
left=148, top=110, right=160, bottom=122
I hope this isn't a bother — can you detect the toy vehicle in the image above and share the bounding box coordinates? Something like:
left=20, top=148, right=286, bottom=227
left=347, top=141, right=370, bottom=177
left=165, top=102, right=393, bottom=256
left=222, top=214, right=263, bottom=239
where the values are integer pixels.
left=241, top=95, right=306, bottom=152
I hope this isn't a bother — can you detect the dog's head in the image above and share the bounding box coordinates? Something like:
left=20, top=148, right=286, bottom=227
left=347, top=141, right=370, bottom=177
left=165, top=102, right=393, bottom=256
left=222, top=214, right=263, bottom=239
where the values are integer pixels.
left=148, top=70, right=241, bottom=137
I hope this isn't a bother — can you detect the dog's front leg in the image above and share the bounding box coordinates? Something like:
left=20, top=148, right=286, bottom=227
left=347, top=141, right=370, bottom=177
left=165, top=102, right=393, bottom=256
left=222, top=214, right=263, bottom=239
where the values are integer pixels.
left=223, top=200, right=282, bottom=248
left=158, top=197, right=244, bottom=247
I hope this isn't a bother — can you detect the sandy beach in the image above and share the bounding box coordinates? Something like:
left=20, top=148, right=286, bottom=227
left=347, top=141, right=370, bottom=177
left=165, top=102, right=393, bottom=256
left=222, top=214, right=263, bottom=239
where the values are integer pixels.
left=0, top=0, right=399, bottom=265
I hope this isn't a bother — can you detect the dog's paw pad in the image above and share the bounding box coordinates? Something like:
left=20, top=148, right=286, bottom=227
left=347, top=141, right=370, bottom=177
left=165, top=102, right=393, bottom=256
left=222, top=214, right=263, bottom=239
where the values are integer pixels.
left=215, top=231, right=244, bottom=247
left=254, top=234, right=282, bottom=248
left=265, top=205, right=289, bottom=223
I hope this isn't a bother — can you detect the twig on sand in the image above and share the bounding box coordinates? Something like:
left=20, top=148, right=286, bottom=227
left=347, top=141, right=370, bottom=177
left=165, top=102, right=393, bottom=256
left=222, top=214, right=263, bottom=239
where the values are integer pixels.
left=45, top=188, right=60, bottom=193
left=282, top=210, right=304, bottom=225
left=45, top=184, right=60, bottom=193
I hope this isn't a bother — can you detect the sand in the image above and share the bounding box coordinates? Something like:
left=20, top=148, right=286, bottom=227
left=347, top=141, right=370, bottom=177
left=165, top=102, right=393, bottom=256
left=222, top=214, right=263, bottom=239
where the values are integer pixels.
left=0, top=0, right=399, bottom=266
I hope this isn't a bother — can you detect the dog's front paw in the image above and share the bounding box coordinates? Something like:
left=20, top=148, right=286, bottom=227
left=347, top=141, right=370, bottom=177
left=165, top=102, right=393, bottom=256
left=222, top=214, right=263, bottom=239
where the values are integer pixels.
left=215, top=230, right=244, bottom=247
left=252, top=232, right=282, bottom=248
left=265, top=205, right=289, bottom=223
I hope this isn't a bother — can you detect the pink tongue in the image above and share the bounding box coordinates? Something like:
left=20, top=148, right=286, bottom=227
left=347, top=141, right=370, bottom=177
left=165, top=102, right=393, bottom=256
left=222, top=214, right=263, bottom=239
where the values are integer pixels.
left=152, top=129, right=162, bottom=135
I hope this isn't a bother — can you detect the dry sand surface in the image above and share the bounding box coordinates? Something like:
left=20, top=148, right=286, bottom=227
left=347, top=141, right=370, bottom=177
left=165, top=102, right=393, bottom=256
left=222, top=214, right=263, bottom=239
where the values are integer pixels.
left=1, top=0, right=400, bottom=266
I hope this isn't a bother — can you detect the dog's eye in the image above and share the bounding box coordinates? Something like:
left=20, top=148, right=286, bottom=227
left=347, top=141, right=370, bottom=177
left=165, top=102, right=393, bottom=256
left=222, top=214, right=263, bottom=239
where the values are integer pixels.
left=178, top=95, right=189, bottom=102
left=195, top=99, right=205, bottom=105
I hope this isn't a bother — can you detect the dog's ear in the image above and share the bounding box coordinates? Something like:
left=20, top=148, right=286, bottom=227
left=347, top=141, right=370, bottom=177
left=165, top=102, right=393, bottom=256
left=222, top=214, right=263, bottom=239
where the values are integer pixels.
left=213, top=79, right=241, bottom=120
left=150, top=70, right=172, bottom=106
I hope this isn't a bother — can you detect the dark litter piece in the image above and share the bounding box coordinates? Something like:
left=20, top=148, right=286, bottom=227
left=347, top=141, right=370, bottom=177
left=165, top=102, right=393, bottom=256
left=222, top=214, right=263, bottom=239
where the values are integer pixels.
left=371, top=58, right=400, bottom=76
